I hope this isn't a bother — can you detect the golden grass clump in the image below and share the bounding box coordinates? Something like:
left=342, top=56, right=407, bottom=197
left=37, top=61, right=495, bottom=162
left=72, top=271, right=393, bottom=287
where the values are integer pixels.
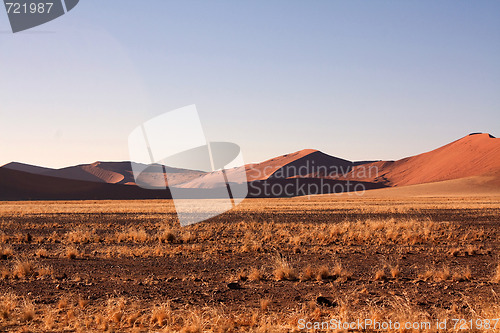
left=66, top=228, right=98, bottom=244
left=390, top=265, right=401, bottom=279
left=260, top=299, right=271, bottom=311
left=435, top=266, right=451, bottom=281
left=452, top=266, right=472, bottom=282
left=374, top=269, right=387, bottom=281
left=117, top=227, right=150, bottom=243
left=273, top=257, right=297, bottom=281
left=65, top=246, right=79, bottom=259
left=12, top=259, right=36, bottom=279
left=316, top=265, right=331, bottom=281
left=0, top=293, right=17, bottom=320
left=419, top=265, right=458, bottom=282
left=300, top=265, right=316, bottom=281
left=36, top=264, right=53, bottom=278
left=248, top=267, right=264, bottom=281
left=332, top=262, right=352, bottom=281
left=35, top=248, right=49, bottom=258
left=0, top=246, right=13, bottom=260
left=158, top=228, right=176, bottom=243
left=492, top=263, right=500, bottom=283
left=106, top=297, right=126, bottom=324
left=57, top=297, right=69, bottom=309
left=20, top=299, right=35, bottom=322
left=151, top=303, right=173, bottom=327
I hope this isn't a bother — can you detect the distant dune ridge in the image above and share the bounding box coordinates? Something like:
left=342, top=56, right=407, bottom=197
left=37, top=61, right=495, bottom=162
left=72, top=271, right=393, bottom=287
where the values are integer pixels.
left=1, top=133, right=499, bottom=199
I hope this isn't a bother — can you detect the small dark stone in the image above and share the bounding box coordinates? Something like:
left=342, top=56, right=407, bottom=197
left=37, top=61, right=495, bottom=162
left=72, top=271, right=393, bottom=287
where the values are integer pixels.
left=227, top=282, right=241, bottom=290
left=54, top=273, right=67, bottom=281
left=316, top=296, right=337, bottom=307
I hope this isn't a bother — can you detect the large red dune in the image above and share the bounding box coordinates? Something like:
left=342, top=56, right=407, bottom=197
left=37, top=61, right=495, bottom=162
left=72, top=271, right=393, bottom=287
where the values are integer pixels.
left=344, top=133, right=500, bottom=186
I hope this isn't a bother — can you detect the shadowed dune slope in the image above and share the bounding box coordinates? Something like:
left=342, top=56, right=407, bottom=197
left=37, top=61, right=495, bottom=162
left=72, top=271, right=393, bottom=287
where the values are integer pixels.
left=1, top=161, right=205, bottom=187
left=0, top=168, right=172, bottom=200
left=2, top=162, right=54, bottom=175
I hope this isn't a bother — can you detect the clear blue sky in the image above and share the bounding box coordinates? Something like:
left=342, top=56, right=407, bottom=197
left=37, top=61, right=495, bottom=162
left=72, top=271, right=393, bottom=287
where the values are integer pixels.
left=1, top=1, right=499, bottom=168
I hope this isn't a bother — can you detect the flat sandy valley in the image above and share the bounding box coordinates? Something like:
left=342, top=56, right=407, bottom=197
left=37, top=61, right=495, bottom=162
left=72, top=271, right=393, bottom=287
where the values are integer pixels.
left=0, top=196, right=499, bottom=332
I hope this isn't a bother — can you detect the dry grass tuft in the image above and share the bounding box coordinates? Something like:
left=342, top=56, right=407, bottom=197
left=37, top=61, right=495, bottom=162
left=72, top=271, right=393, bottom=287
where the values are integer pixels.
left=465, top=244, right=479, bottom=256
left=492, top=263, right=500, bottom=283
left=449, top=247, right=461, bottom=257
left=65, top=246, right=79, bottom=260
left=374, top=269, right=387, bottom=281
left=20, top=299, right=35, bottom=322
left=273, top=257, right=297, bottom=281
left=57, top=298, right=69, bottom=309
left=390, top=265, right=401, bottom=279
left=260, top=299, right=271, bottom=311
left=452, top=266, right=472, bottom=282
left=35, top=248, right=49, bottom=258
left=316, top=265, right=331, bottom=281
left=36, top=264, right=53, bottom=278
left=434, top=266, right=451, bottom=282
left=0, top=267, right=10, bottom=280
left=248, top=267, right=264, bottom=281
left=158, top=228, right=176, bottom=243
left=117, top=227, right=150, bottom=243
left=78, top=298, right=89, bottom=309
left=12, top=259, right=36, bottom=279
left=419, top=265, right=453, bottom=282
left=332, top=262, right=352, bottom=281
left=66, top=228, right=98, bottom=244
left=231, top=269, right=247, bottom=282
left=0, top=246, right=13, bottom=260
left=300, top=265, right=316, bottom=281
left=151, top=303, right=173, bottom=327
left=0, top=293, right=17, bottom=320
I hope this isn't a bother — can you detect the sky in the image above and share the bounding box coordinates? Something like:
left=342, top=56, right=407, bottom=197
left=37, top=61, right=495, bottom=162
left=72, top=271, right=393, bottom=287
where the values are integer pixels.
left=0, top=1, right=499, bottom=168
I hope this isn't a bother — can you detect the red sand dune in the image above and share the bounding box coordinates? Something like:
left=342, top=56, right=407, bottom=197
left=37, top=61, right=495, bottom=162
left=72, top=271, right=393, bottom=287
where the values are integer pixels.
left=245, top=149, right=320, bottom=181
left=345, top=133, right=500, bottom=186
left=244, top=149, right=354, bottom=181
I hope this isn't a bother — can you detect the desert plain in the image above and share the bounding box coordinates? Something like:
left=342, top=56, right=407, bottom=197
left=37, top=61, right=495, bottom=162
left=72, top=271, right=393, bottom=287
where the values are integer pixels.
left=0, top=193, right=499, bottom=332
